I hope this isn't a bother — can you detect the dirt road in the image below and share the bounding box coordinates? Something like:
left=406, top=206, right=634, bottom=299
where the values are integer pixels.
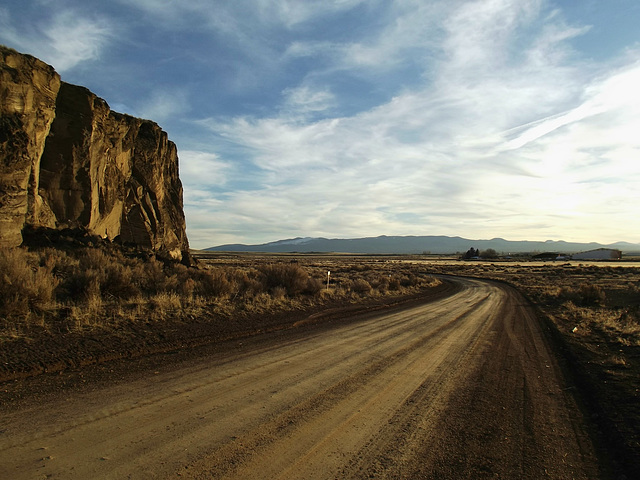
left=0, top=277, right=602, bottom=479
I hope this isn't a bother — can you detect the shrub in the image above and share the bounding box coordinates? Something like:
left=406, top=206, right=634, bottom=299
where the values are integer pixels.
left=0, top=248, right=59, bottom=320
left=304, top=277, right=324, bottom=296
left=272, top=286, right=287, bottom=299
left=388, top=276, right=401, bottom=290
left=62, top=268, right=101, bottom=300
left=188, top=268, right=234, bottom=297
left=241, top=280, right=263, bottom=298
left=400, top=274, right=418, bottom=287
left=480, top=248, right=498, bottom=259
left=578, top=283, right=606, bottom=306
left=40, top=248, right=78, bottom=280
left=150, top=292, right=182, bottom=315
left=258, top=263, right=310, bottom=296
left=371, top=276, right=390, bottom=293
left=351, top=278, right=373, bottom=295
left=58, top=249, right=140, bottom=300
left=138, top=257, right=169, bottom=294
left=559, top=283, right=606, bottom=306
left=101, top=262, right=139, bottom=299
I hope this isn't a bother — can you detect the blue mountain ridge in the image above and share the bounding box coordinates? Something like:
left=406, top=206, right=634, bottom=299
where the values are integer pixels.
left=205, top=235, right=640, bottom=255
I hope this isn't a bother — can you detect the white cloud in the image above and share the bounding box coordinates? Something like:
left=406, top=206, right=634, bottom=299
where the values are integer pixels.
left=203, top=116, right=344, bottom=171
left=282, top=1, right=448, bottom=75
left=442, top=0, right=539, bottom=70
left=123, top=0, right=369, bottom=28
left=341, top=1, right=448, bottom=70
left=284, top=41, right=342, bottom=59
left=5, top=0, right=637, bottom=246
left=137, top=88, right=190, bottom=123
left=482, top=59, right=640, bottom=242
left=502, top=61, right=640, bottom=152
left=179, top=150, right=230, bottom=187
left=44, top=12, right=112, bottom=71
left=190, top=1, right=640, bottom=246
left=254, top=0, right=370, bottom=28
left=282, top=84, right=335, bottom=115
left=0, top=9, right=113, bottom=72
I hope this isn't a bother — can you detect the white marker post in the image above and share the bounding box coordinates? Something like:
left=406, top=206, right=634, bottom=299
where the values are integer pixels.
left=326, top=271, right=331, bottom=290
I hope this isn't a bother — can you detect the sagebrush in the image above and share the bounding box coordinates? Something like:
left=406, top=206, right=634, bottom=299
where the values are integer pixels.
left=0, top=247, right=441, bottom=337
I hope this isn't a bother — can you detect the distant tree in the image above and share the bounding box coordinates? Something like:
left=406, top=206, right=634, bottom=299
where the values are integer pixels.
left=462, top=247, right=478, bottom=259
left=480, top=248, right=498, bottom=259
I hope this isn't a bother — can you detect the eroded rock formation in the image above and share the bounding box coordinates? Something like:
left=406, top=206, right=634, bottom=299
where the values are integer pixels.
left=0, top=45, right=189, bottom=261
left=0, top=46, right=60, bottom=246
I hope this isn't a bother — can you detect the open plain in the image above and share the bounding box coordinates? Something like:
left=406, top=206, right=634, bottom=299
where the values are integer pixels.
left=0, top=274, right=604, bottom=479
left=1, top=255, right=639, bottom=478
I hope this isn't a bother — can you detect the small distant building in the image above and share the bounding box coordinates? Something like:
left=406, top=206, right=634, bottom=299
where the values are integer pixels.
left=571, top=248, right=622, bottom=261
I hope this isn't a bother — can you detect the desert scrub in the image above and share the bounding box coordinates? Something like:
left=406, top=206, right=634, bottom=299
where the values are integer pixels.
left=1, top=247, right=447, bottom=338
left=257, top=263, right=312, bottom=296
left=561, top=301, right=640, bottom=347
left=537, top=282, right=607, bottom=307
left=350, top=278, right=373, bottom=295
left=466, top=262, right=640, bottom=360
left=0, top=248, right=59, bottom=324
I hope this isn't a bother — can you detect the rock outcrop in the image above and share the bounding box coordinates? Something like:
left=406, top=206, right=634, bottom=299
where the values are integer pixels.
left=0, top=45, right=189, bottom=261
left=0, top=46, right=60, bottom=247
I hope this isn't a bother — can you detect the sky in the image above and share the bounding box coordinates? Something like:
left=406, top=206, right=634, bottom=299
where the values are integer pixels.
left=2, top=0, right=639, bottom=248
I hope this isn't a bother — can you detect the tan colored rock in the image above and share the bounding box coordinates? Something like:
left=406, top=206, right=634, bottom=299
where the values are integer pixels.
left=0, top=45, right=60, bottom=246
left=0, top=46, right=189, bottom=261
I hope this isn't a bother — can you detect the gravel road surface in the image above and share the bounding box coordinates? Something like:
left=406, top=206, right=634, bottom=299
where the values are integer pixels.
left=0, top=277, right=601, bottom=479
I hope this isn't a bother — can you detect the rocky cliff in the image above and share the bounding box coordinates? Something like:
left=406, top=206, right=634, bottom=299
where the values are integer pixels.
left=0, top=45, right=189, bottom=261
left=0, top=45, right=60, bottom=247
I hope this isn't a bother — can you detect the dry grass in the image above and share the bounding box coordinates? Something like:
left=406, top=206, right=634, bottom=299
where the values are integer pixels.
left=0, top=248, right=59, bottom=327
left=0, top=248, right=443, bottom=339
left=425, top=260, right=640, bottom=386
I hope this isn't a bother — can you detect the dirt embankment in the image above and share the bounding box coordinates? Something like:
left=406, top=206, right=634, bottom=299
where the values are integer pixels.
left=0, top=281, right=459, bottom=383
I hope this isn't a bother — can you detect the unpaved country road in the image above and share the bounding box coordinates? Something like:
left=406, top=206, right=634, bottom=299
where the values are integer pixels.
left=0, top=277, right=602, bottom=479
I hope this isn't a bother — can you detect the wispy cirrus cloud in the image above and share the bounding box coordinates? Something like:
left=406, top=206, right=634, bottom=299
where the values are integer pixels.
left=43, top=12, right=113, bottom=72
left=0, top=9, right=112, bottom=72
left=136, top=88, right=190, bottom=123
left=121, top=0, right=369, bottom=28
left=3, top=0, right=637, bottom=246
left=179, top=150, right=231, bottom=188
left=189, top=0, right=640, bottom=245
left=282, top=84, right=336, bottom=116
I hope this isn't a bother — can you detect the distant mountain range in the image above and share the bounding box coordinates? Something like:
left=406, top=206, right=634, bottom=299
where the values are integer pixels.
left=205, top=235, right=640, bottom=255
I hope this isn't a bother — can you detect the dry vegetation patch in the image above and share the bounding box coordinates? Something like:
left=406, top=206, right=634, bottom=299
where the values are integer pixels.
left=0, top=248, right=442, bottom=379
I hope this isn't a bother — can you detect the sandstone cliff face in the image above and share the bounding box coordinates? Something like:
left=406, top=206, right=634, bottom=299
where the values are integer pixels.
left=0, top=46, right=60, bottom=246
left=0, top=46, right=189, bottom=261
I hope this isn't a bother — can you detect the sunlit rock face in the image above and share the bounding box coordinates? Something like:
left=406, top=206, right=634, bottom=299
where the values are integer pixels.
left=0, top=45, right=189, bottom=261
left=0, top=46, right=60, bottom=246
